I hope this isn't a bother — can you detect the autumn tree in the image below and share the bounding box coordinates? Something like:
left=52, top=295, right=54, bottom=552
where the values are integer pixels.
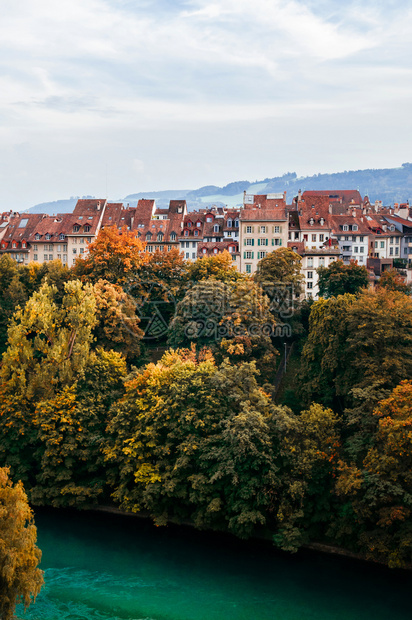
left=105, top=349, right=279, bottom=537
left=184, top=251, right=243, bottom=283
left=93, top=279, right=144, bottom=363
left=317, top=259, right=368, bottom=298
left=254, top=247, right=304, bottom=297
left=73, top=226, right=148, bottom=285
left=378, top=268, right=411, bottom=295
left=168, top=279, right=278, bottom=378
left=0, top=468, right=44, bottom=620
left=0, top=280, right=97, bottom=486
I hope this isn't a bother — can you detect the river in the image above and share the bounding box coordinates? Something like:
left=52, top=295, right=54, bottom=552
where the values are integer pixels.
left=18, top=508, right=411, bottom=620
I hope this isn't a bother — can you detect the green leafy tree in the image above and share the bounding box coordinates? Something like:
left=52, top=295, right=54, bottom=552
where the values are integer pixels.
left=317, top=259, right=368, bottom=298
left=105, top=349, right=279, bottom=537
left=254, top=247, right=304, bottom=295
left=299, top=289, right=412, bottom=411
left=0, top=468, right=44, bottom=620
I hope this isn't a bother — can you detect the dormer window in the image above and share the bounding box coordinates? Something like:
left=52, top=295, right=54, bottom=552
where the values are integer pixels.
left=202, top=248, right=207, bottom=254
left=73, top=225, right=80, bottom=233
left=146, top=232, right=152, bottom=241
left=59, top=233, right=65, bottom=240
left=12, top=241, right=17, bottom=248
left=213, top=248, right=218, bottom=254
left=352, top=225, right=358, bottom=231
left=194, top=230, right=199, bottom=236
left=157, top=233, right=163, bottom=242
left=206, top=216, right=213, bottom=223
left=84, top=225, right=91, bottom=233
left=187, top=221, right=192, bottom=228
left=343, top=225, right=349, bottom=231
left=227, top=219, right=232, bottom=228
left=170, top=232, right=176, bottom=241
left=320, top=218, right=325, bottom=226
left=22, top=241, right=26, bottom=248
left=213, top=224, right=220, bottom=232
left=197, top=221, right=201, bottom=228
left=35, top=233, right=40, bottom=240
left=309, top=218, right=314, bottom=226
left=184, top=230, right=189, bottom=236
left=45, top=233, right=51, bottom=240
left=235, top=220, right=239, bottom=228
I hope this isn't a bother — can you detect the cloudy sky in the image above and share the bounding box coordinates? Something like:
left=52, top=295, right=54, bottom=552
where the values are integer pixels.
left=1, top=0, right=411, bottom=210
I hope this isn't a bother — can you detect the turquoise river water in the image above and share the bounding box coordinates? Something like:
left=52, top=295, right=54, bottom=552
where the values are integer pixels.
left=18, top=508, right=412, bottom=620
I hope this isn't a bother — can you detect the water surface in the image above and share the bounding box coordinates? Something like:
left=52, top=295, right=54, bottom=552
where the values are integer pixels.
left=19, top=508, right=412, bottom=620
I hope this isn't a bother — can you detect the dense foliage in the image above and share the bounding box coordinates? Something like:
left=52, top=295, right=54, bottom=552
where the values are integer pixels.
left=0, top=467, right=43, bottom=620
left=1, top=227, right=412, bottom=572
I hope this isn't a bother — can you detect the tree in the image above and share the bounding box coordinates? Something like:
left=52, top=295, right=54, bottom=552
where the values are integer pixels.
left=254, top=248, right=304, bottom=296
left=299, top=289, right=412, bottom=411
left=167, top=279, right=278, bottom=379
left=0, top=468, right=44, bottom=620
left=0, top=280, right=97, bottom=486
left=93, top=279, right=144, bottom=363
left=184, top=251, right=243, bottom=283
left=105, top=349, right=279, bottom=537
left=335, top=381, right=412, bottom=567
left=317, top=259, right=368, bottom=298
left=378, top=268, right=411, bottom=295
left=73, top=226, right=148, bottom=285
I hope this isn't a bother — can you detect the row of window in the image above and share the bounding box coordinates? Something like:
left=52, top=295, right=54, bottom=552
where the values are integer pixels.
left=244, top=238, right=282, bottom=247
left=244, top=225, right=283, bottom=234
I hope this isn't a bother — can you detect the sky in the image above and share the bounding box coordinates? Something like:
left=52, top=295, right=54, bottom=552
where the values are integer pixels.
left=1, top=0, right=412, bottom=210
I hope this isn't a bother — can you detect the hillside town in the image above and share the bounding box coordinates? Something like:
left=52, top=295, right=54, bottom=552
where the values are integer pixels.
left=1, top=189, right=411, bottom=299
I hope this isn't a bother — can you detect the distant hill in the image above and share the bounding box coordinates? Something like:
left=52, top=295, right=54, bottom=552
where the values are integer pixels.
left=22, top=164, right=412, bottom=215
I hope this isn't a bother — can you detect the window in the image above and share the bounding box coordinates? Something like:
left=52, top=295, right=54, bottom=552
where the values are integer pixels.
left=187, top=221, right=192, bottom=228
left=260, top=225, right=267, bottom=233
left=390, top=247, right=393, bottom=255
left=307, top=257, right=313, bottom=267
left=48, top=254, right=53, bottom=260
left=73, top=225, right=80, bottom=233
left=170, top=232, right=176, bottom=241
left=245, top=251, right=254, bottom=259
left=146, top=233, right=152, bottom=241
left=343, top=225, right=349, bottom=231
left=72, top=248, right=77, bottom=254
left=202, top=248, right=207, bottom=254
left=375, top=241, right=378, bottom=248
left=33, top=254, right=38, bottom=261
left=246, top=264, right=252, bottom=274
left=33, top=244, right=38, bottom=251
left=344, top=236, right=349, bottom=241
left=192, top=242, right=196, bottom=248
left=80, top=238, right=84, bottom=244
left=147, top=245, right=153, bottom=252
left=246, top=226, right=252, bottom=234
left=273, top=226, right=280, bottom=233
left=272, top=238, right=282, bottom=246
left=258, top=251, right=267, bottom=259
left=390, top=237, right=394, bottom=244
left=80, top=248, right=84, bottom=254
left=63, top=244, right=67, bottom=251
left=192, top=252, right=196, bottom=259
left=63, top=254, right=67, bottom=262
left=319, top=234, right=324, bottom=242
left=395, top=247, right=399, bottom=255
left=206, top=216, right=213, bottom=223
left=307, top=282, right=313, bottom=289
left=197, top=222, right=201, bottom=228
left=235, top=220, right=239, bottom=228
left=43, top=254, right=48, bottom=261
left=307, top=271, right=313, bottom=279
left=194, top=230, right=199, bottom=236
left=84, top=225, right=91, bottom=233
left=354, top=247, right=358, bottom=253
left=167, top=245, right=172, bottom=251
left=35, top=233, right=40, bottom=240
left=359, top=236, right=364, bottom=242
left=246, top=238, right=254, bottom=246
left=186, top=252, right=189, bottom=258
left=185, top=242, right=189, bottom=248
left=353, top=225, right=358, bottom=231
left=227, top=220, right=232, bottom=228
left=258, top=238, right=268, bottom=246
left=157, top=233, right=163, bottom=241
left=59, top=233, right=65, bottom=240
left=359, top=246, right=364, bottom=253
left=319, top=257, right=325, bottom=267
left=184, top=230, right=189, bottom=236
left=380, top=241, right=384, bottom=248
left=343, top=246, right=351, bottom=252
left=396, top=237, right=400, bottom=244
left=45, top=233, right=51, bottom=240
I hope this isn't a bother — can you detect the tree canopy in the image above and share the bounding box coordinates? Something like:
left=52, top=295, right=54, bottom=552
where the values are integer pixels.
left=317, top=259, right=369, bottom=298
